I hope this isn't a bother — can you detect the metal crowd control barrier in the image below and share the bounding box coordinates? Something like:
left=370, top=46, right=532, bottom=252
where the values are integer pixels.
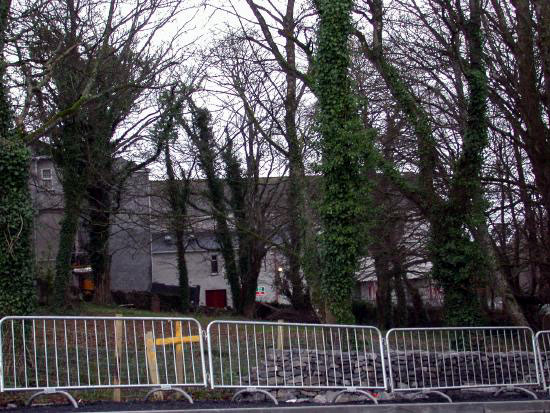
left=385, top=327, right=539, bottom=402
left=535, top=331, right=550, bottom=391
left=0, top=316, right=206, bottom=407
left=206, top=320, right=387, bottom=404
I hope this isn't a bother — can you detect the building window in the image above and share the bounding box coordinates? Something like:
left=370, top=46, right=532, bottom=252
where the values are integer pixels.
left=211, top=255, right=218, bottom=275
left=41, top=168, right=52, bottom=189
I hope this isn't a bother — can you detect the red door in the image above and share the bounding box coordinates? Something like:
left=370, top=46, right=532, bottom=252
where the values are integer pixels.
left=205, top=289, right=227, bottom=308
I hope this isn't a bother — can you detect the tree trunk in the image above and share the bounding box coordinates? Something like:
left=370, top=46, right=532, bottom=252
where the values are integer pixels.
left=52, top=197, right=80, bottom=307
left=302, top=216, right=324, bottom=318
left=286, top=160, right=311, bottom=311
left=184, top=106, right=241, bottom=308
left=282, top=0, right=310, bottom=312
left=403, top=275, right=427, bottom=326
left=316, top=0, right=368, bottom=324
left=164, top=141, right=190, bottom=313
left=392, top=262, right=408, bottom=327
left=374, top=255, right=392, bottom=330
left=0, top=1, right=36, bottom=316
left=174, top=227, right=189, bottom=313
left=240, top=247, right=264, bottom=318
left=88, top=187, right=112, bottom=305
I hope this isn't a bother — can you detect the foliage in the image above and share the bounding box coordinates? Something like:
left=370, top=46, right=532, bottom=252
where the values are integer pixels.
left=315, top=0, right=375, bottom=323
left=354, top=0, right=491, bottom=326
left=158, top=89, right=191, bottom=313
left=0, top=137, right=36, bottom=316
left=433, top=1, right=489, bottom=326
left=50, top=118, right=88, bottom=307
left=182, top=104, right=243, bottom=310
left=183, top=100, right=269, bottom=316
left=0, top=2, right=36, bottom=316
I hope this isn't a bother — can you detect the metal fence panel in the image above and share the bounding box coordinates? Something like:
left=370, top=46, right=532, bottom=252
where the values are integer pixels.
left=386, top=327, right=539, bottom=392
left=206, top=320, right=387, bottom=390
left=0, top=316, right=206, bottom=392
left=535, top=330, right=550, bottom=390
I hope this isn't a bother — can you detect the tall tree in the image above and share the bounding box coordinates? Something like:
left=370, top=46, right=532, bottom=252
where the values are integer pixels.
left=25, top=0, right=184, bottom=305
left=352, top=0, right=512, bottom=324
left=315, top=0, right=373, bottom=323
left=222, top=0, right=320, bottom=314
left=180, top=95, right=284, bottom=317
left=484, top=0, right=550, bottom=310
left=159, top=89, right=192, bottom=312
left=0, top=0, right=36, bottom=316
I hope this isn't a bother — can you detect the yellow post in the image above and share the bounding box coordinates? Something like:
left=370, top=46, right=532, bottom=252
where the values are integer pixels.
left=113, top=315, right=122, bottom=402
left=145, top=331, right=163, bottom=400
left=175, top=321, right=183, bottom=383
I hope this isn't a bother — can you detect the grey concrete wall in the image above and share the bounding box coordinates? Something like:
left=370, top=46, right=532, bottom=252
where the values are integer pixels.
left=30, top=155, right=153, bottom=293
left=109, top=169, right=152, bottom=292
left=151, top=243, right=289, bottom=307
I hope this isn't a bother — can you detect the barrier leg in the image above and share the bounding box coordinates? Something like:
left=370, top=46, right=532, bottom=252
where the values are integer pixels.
left=232, top=388, right=278, bottom=405
left=403, top=390, right=452, bottom=403
left=420, top=390, right=453, bottom=403
left=333, top=388, right=378, bottom=404
left=494, top=386, right=538, bottom=400
left=27, top=390, right=79, bottom=408
left=144, top=387, right=193, bottom=403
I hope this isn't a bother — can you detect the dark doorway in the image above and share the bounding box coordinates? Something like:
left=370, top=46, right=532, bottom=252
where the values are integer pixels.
left=205, top=289, right=227, bottom=308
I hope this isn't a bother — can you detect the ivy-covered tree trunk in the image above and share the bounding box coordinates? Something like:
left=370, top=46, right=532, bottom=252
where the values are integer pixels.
left=174, top=225, right=190, bottom=313
left=431, top=0, right=488, bottom=325
left=223, top=136, right=269, bottom=317
left=87, top=184, right=112, bottom=304
left=429, top=213, right=485, bottom=325
left=357, top=0, right=516, bottom=325
left=52, top=196, right=81, bottom=306
left=183, top=106, right=242, bottom=309
left=164, top=142, right=190, bottom=313
left=392, top=261, right=408, bottom=326
left=302, top=219, right=325, bottom=318
left=316, top=0, right=372, bottom=323
left=51, top=119, right=88, bottom=308
left=0, top=1, right=36, bottom=316
left=85, top=130, right=115, bottom=305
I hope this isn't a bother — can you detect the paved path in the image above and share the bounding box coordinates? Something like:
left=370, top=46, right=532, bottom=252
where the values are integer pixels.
left=4, top=399, right=550, bottom=413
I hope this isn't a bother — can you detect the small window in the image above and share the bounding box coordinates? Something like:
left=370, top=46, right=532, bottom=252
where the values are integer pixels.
left=211, top=255, right=219, bottom=275
left=41, top=168, right=52, bottom=189
left=41, top=169, right=52, bottom=180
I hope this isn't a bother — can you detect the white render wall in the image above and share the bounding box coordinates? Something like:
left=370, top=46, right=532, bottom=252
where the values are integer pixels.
left=151, top=248, right=288, bottom=308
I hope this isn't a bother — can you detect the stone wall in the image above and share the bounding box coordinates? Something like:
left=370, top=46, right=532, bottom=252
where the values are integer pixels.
left=389, top=350, right=538, bottom=389
left=235, top=348, right=540, bottom=403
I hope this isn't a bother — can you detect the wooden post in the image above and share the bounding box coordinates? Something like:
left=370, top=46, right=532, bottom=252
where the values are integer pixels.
left=277, top=319, right=284, bottom=351
left=145, top=331, right=163, bottom=400
left=175, top=321, right=183, bottom=383
left=113, top=315, right=122, bottom=402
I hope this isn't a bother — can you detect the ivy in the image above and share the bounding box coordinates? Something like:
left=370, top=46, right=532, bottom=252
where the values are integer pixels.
left=315, top=0, right=375, bottom=323
left=432, top=0, right=489, bottom=326
left=0, top=2, right=36, bottom=316
left=157, top=90, right=191, bottom=313
left=183, top=105, right=242, bottom=309
left=357, top=0, right=490, bottom=326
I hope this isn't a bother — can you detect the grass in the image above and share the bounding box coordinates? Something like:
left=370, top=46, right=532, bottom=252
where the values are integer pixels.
left=35, top=301, right=246, bottom=327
